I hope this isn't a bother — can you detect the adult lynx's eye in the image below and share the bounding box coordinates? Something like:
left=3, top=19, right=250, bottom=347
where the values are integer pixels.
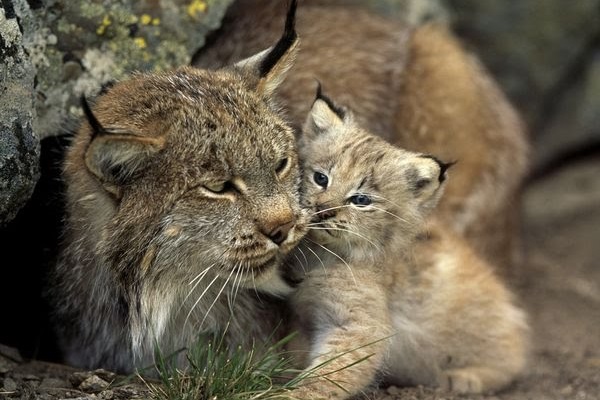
left=313, top=172, right=329, bottom=188
left=204, top=181, right=230, bottom=194
left=349, top=194, right=372, bottom=206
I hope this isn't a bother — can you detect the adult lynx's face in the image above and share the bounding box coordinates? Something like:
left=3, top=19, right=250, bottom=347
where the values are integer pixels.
left=299, top=92, right=450, bottom=260
left=78, top=67, right=307, bottom=293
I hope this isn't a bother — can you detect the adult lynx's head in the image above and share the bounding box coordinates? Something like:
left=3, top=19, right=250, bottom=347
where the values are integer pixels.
left=299, top=88, right=451, bottom=262
left=61, top=0, right=306, bottom=356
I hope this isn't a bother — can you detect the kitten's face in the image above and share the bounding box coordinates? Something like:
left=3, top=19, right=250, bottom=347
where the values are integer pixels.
left=299, top=97, right=448, bottom=259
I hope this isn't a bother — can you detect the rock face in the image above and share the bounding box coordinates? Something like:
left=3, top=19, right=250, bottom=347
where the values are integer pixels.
left=0, top=0, right=234, bottom=226
left=1, top=2, right=39, bottom=226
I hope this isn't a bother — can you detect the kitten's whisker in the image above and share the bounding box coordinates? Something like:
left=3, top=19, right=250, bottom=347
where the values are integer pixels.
left=308, top=226, right=382, bottom=252
left=368, top=203, right=412, bottom=224
left=369, top=195, right=413, bottom=223
left=310, top=204, right=353, bottom=217
left=306, top=237, right=357, bottom=286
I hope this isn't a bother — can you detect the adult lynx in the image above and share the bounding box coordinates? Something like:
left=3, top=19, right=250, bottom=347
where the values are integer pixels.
left=50, top=2, right=306, bottom=372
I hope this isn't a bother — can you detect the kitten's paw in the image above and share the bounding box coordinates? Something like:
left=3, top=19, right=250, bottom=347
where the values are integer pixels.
left=439, top=368, right=484, bottom=393
left=287, top=387, right=330, bottom=400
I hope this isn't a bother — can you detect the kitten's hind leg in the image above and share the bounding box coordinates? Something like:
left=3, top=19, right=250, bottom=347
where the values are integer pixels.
left=439, top=366, right=516, bottom=394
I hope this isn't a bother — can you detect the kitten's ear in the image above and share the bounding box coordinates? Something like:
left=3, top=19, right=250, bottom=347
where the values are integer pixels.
left=233, top=0, right=299, bottom=97
left=304, top=84, right=347, bottom=135
left=82, top=97, right=164, bottom=193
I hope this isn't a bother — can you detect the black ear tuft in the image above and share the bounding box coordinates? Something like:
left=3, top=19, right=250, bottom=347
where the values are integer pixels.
left=438, top=160, right=457, bottom=182
left=99, top=80, right=116, bottom=95
left=420, top=155, right=457, bottom=183
left=314, top=81, right=346, bottom=120
left=259, top=0, right=298, bottom=77
left=81, top=96, right=106, bottom=138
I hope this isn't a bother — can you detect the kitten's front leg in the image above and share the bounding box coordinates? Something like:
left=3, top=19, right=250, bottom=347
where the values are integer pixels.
left=291, top=325, right=391, bottom=400
left=289, top=270, right=393, bottom=400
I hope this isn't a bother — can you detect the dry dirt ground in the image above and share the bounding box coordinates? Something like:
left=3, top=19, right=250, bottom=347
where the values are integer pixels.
left=1, top=156, right=599, bottom=399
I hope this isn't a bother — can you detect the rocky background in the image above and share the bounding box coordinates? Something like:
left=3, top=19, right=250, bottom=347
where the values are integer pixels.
left=1, top=0, right=599, bottom=399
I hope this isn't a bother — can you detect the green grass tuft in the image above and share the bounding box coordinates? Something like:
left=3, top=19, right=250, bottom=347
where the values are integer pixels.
left=146, top=331, right=306, bottom=400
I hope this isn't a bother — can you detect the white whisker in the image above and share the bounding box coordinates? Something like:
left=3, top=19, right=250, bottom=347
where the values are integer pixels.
left=198, top=267, right=236, bottom=329
left=370, top=205, right=412, bottom=224
left=177, top=265, right=214, bottom=315
left=227, top=264, right=242, bottom=310
left=310, top=204, right=353, bottom=217
left=188, top=264, right=214, bottom=286
left=184, top=272, right=221, bottom=330
left=308, top=226, right=382, bottom=253
left=292, top=252, right=308, bottom=273
left=306, top=237, right=356, bottom=286
left=302, top=242, right=327, bottom=274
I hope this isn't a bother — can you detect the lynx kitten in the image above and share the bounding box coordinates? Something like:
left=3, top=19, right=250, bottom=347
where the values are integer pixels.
left=286, top=91, right=528, bottom=399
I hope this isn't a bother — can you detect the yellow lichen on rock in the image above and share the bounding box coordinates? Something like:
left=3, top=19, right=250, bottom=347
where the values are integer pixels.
left=187, top=0, right=208, bottom=19
left=96, top=15, right=111, bottom=35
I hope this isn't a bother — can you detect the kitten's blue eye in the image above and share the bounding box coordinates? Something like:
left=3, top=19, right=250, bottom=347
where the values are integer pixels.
left=349, top=194, right=372, bottom=206
left=313, top=172, right=329, bottom=188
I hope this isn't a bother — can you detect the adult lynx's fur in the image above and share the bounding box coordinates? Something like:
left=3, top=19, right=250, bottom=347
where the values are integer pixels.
left=286, top=93, right=527, bottom=399
left=196, top=0, right=529, bottom=272
left=50, top=2, right=306, bottom=372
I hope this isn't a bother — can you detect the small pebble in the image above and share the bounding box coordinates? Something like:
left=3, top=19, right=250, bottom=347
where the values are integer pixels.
left=79, top=375, right=110, bottom=392
left=2, top=377, right=18, bottom=391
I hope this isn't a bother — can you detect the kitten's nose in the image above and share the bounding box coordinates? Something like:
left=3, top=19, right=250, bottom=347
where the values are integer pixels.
left=315, top=204, right=337, bottom=221
left=265, top=220, right=294, bottom=245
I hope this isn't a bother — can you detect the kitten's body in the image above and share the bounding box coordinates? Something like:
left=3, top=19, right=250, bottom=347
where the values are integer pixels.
left=196, top=0, right=529, bottom=272
left=286, top=96, right=528, bottom=399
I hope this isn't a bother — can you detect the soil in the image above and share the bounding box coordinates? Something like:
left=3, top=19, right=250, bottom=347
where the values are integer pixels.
left=1, top=156, right=599, bottom=399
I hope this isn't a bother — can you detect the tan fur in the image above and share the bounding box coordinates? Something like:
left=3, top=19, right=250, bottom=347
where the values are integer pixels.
left=195, top=0, right=529, bottom=273
left=50, top=18, right=309, bottom=372
left=286, top=97, right=528, bottom=399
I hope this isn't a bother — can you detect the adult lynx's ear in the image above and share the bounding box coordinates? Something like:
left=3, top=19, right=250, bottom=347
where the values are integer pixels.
left=234, top=0, right=299, bottom=97
left=304, top=83, right=348, bottom=136
left=82, top=97, right=164, bottom=191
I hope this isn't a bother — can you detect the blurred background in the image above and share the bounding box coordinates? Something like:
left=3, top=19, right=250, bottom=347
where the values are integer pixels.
left=1, top=0, right=599, bottom=398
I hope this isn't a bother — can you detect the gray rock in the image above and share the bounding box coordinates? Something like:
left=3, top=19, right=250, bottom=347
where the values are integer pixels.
left=78, top=375, right=110, bottom=393
left=445, top=0, right=600, bottom=123
left=0, top=2, right=40, bottom=227
left=534, top=48, right=600, bottom=169
left=39, top=377, right=72, bottom=389
left=2, top=377, right=18, bottom=392
left=0, top=343, right=23, bottom=363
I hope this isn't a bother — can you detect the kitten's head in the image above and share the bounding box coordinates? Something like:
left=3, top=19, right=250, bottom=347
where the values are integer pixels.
left=299, top=88, right=451, bottom=260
